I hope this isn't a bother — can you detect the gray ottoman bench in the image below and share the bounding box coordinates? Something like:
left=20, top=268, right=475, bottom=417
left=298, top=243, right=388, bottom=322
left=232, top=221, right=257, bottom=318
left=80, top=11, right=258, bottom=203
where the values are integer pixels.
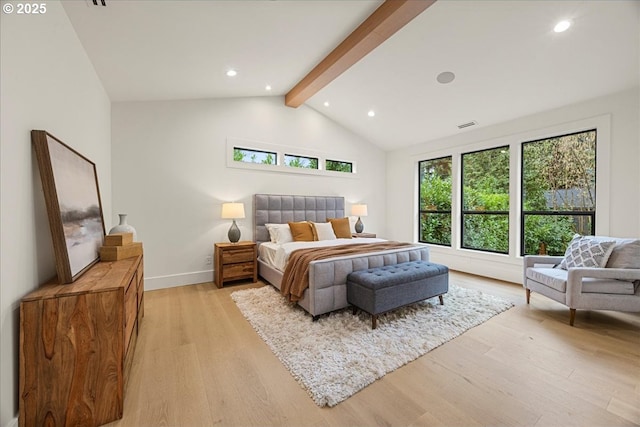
left=347, top=261, right=449, bottom=329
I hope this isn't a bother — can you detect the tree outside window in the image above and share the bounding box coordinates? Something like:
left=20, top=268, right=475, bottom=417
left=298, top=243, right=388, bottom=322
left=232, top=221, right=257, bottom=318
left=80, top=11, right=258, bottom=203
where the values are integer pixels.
left=284, top=154, right=318, bottom=169
left=326, top=159, right=353, bottom=173
left=418, top=156, right=452, bottom=245
left=233, top=147, right=276, bottom=165
left=521, top=130, right=596, bottom=255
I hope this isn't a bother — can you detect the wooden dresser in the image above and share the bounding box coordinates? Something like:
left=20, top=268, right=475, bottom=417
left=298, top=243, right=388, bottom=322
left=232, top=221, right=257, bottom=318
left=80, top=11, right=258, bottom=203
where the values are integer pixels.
left=214, top=241, right=257, bottom=287
left=19, top=254, right=144, bottom=427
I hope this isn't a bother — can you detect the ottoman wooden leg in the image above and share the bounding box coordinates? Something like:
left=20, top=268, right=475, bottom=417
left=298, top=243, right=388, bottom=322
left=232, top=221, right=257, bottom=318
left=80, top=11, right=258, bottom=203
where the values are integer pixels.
left=438, top=295, right=444, bottom=305
left=372, top=314, right=377, bottom=329
left=352, top=306, right=358, bottom=315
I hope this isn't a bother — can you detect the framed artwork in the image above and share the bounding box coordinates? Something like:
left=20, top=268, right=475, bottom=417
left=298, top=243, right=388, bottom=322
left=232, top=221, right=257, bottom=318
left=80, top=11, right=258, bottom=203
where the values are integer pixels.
left=32, top=130, right=106, bottom=283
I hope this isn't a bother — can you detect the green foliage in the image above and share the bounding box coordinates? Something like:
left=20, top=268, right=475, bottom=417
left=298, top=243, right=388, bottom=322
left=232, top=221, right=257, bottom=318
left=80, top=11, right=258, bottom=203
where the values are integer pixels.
left=523, top=215, right=578, bottom=255
left=326, top=160, right=352, bottom=173
left=262, top=153, right=275, bottom=165
left=463, top=214, right=509, bottom=253
left=462, top=147, right=509, bottom=211
left=420, top=213, right=451, bottom=245
left=234, top=148, right=276, bottom=165
left=286, top=155, right=317, bottom=169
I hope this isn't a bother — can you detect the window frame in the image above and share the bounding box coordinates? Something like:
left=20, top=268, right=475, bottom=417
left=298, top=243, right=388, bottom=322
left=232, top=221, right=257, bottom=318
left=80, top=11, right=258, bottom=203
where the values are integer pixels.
left=519, top=129, right=597, bottom=256
left=284, top=154, right=319, bottom=169
left=233, top=146, right=278, bottom=165
left=460, top=145, right=510, bottom=254
left=417, top=155, right=452, bottom=246
left=226, top=138, right=358, bottom=177
left=326, top=159, right=353, bottom=173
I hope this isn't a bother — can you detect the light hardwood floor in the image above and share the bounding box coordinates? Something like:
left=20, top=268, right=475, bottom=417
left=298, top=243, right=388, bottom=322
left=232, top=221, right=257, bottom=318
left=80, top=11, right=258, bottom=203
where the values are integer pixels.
left=108, top=272, right=640, bottom=427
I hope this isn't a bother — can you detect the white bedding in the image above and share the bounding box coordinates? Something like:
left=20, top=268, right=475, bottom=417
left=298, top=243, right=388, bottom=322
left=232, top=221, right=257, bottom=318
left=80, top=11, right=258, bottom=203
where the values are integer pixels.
left=258, top=238, right=386, bottom=272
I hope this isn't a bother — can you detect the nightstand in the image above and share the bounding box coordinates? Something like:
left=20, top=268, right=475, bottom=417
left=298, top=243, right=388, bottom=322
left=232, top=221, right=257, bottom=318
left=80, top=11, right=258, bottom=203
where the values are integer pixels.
left=214, top=241, right=257, bottom=288
left=352, top=232, right=376, bottom=238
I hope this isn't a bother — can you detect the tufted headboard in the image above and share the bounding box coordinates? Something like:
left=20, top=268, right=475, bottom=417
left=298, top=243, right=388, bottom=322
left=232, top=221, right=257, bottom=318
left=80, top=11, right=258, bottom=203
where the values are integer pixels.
left=253, top=194, right=345, bottom=246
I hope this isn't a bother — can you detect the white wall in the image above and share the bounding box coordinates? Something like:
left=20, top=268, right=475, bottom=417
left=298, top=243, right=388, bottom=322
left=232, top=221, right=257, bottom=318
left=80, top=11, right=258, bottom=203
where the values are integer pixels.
left=111, top=97, right=385, bottom=289
left=0, top=3, right=111, bottom=425
left=386, top=88, right=640, bottom=284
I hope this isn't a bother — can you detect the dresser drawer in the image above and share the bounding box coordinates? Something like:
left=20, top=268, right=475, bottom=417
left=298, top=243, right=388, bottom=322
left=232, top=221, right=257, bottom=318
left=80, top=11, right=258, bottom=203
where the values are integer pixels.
left=124, top=273, right=137, bottom=354
left=222, top=248, right=255, bottom=264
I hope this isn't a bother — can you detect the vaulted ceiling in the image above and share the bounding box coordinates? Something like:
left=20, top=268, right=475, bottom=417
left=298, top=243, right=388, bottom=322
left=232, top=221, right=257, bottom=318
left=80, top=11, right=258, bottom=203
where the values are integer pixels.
left=62, top=0, right=639, bottom=151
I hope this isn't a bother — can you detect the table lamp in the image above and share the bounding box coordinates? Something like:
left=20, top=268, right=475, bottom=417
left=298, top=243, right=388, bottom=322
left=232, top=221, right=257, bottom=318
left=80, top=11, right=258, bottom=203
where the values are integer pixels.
left=351, top=204, right=368, bottom=233
left=221, top=202, right=245, bottom=243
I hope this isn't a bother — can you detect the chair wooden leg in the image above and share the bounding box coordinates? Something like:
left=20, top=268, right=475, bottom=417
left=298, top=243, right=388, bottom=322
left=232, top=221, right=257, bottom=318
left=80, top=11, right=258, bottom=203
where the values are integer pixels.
left=525, top=288, right=531, bottom=304
left=569, top=308, right=576, bottom=326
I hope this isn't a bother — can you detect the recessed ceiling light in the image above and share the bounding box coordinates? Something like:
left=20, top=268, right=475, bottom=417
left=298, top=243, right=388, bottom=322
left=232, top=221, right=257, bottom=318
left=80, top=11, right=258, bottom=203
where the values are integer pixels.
left=554, top=20, right=571, bottom=33
left=436, top=71, right=455, bottom=84
left=265, top=85, right=272, bottom=91
left=226, top=69, right=237, bottom=77
left=324, top=101, right=330, bottom=107
left=367, top=110, right=375, bottom=117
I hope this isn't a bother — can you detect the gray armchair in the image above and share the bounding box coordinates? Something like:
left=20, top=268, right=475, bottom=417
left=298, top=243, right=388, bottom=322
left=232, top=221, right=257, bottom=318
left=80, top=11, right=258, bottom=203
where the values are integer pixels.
left=523, top=237, right=640, bottom=326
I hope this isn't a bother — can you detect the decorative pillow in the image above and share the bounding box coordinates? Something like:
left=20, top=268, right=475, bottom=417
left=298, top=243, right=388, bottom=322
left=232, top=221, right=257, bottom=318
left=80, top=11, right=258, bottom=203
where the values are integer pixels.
left=288, top=221, right=314, bottom=242
left=559, top=234, right=617, bottom=269
left=604, top=238, right=640, bottom=269
left=311, top=222, right=337, bottom=241
left=265, top=223, right=293, bottom=244
left=327, top=217, right=352, bottom=239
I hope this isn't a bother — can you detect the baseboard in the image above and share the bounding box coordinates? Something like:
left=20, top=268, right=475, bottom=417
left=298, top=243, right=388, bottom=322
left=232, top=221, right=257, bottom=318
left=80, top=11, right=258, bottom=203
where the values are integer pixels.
left=144, top=269, right=213, bottom=291
left=5, top=417, right=18, bottom=427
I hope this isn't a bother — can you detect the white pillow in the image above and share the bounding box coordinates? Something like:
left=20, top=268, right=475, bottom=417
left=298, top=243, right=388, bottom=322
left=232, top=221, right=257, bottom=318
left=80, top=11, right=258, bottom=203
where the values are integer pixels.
left=265, top=223, right=293, bottom=244
left=559, top=234, right=617, bottom=269
left=312, top=222, right=337, bottom=241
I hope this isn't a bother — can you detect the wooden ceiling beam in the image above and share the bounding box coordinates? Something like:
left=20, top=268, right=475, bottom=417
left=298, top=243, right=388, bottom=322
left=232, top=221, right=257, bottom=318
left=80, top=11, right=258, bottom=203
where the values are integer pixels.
left=285, top=0, right=436, bottom=108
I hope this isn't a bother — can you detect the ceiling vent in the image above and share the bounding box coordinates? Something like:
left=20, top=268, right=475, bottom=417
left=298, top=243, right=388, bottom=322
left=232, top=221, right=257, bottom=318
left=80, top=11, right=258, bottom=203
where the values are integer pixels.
left=92, top=0, right=106, bottom=6
left=457, top=120, right=477, bottom=129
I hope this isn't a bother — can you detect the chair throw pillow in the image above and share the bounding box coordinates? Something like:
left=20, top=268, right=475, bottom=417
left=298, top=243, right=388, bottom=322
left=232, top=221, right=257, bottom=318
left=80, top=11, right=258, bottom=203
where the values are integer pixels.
left=559, top=234, right=617, bottom=269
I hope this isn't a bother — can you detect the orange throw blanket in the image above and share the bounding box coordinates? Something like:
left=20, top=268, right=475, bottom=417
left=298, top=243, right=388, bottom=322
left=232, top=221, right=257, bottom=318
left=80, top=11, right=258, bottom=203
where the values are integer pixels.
left=281, top=242, right=416, bottom=302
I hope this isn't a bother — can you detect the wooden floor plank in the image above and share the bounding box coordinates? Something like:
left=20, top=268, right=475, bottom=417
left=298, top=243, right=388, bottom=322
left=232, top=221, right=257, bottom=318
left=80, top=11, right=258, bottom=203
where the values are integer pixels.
left=104, top=271, right=640, bottom=427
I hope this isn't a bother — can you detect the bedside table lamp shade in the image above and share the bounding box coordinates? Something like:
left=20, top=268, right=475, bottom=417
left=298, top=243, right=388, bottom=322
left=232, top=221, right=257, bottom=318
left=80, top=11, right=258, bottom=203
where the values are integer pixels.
left=351, top=204, right=368, bottom=233
left=221, top=202, right=245, bottom=243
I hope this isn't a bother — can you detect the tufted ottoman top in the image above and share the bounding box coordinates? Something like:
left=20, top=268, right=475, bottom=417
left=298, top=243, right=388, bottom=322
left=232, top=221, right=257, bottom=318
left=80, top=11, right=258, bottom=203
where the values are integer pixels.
left=347, top=261, right=448, bottom=290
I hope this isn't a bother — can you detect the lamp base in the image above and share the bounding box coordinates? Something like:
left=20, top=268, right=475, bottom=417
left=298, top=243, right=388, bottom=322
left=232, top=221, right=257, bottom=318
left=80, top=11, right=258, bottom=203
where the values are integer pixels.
left=355, top=217, right=364, bottom=233
left=228, top=220, right=241, bottom=243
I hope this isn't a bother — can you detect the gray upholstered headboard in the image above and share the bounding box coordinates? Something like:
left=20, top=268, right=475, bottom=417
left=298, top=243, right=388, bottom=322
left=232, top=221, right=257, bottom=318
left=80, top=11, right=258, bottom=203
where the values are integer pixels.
left=253, top=194, right=345, bottom=246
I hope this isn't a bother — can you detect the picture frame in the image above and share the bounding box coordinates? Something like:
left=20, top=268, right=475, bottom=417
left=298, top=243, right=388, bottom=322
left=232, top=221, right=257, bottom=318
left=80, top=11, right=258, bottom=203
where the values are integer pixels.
left=32, top=130, right=106, bottom=284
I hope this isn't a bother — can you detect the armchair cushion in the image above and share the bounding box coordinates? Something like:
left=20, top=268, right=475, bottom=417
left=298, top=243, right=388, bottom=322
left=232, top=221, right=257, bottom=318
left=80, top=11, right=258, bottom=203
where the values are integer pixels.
left=526, top=267, right=637, bottom=295
left=526, top=267, right=567, bottom=292
left=559, top=234, right=616, bottom=269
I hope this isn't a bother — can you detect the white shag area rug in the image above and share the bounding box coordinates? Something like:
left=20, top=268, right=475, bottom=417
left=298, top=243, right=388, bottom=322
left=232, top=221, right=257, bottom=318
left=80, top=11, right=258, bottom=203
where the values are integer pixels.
left=231, top=284, right=513, bottom=407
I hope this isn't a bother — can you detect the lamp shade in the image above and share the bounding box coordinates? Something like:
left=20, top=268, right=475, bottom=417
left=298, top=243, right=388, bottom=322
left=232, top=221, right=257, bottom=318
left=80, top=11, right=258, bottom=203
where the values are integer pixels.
left=221, top=202, right=245, bottom=219
left=351, top=204, right=368, bottom=217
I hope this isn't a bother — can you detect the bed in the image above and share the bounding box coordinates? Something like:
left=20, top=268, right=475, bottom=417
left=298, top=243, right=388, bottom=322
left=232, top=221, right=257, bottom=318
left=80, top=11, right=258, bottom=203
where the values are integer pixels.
left=253, top=194, right=430, bottom=318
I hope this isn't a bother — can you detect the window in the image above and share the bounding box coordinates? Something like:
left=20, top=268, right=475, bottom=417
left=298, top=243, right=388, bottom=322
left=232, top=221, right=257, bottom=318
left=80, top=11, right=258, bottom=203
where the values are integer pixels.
left=521, top=130, right=596, bottom=255
left=418, top=156, right=452, bottom=245
left=326, top=159, right=353, bottom=173
left=461, top=146, right=510, bottom=253
left=284, top=154, right=318, bottom=169
left=233, top=147, right=277, bottom=165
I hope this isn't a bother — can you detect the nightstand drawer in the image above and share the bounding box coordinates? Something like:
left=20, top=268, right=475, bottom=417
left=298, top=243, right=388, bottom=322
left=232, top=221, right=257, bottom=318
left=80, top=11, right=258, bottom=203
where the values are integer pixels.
left=222, top=248, right=255, bottom=264
left=223, top=261, right=255, bottom=279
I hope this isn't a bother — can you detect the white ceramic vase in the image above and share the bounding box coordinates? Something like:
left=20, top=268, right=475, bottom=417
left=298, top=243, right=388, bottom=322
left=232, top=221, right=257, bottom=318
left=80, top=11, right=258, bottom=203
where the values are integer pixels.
left=108, top=213, right=137, bottom=240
